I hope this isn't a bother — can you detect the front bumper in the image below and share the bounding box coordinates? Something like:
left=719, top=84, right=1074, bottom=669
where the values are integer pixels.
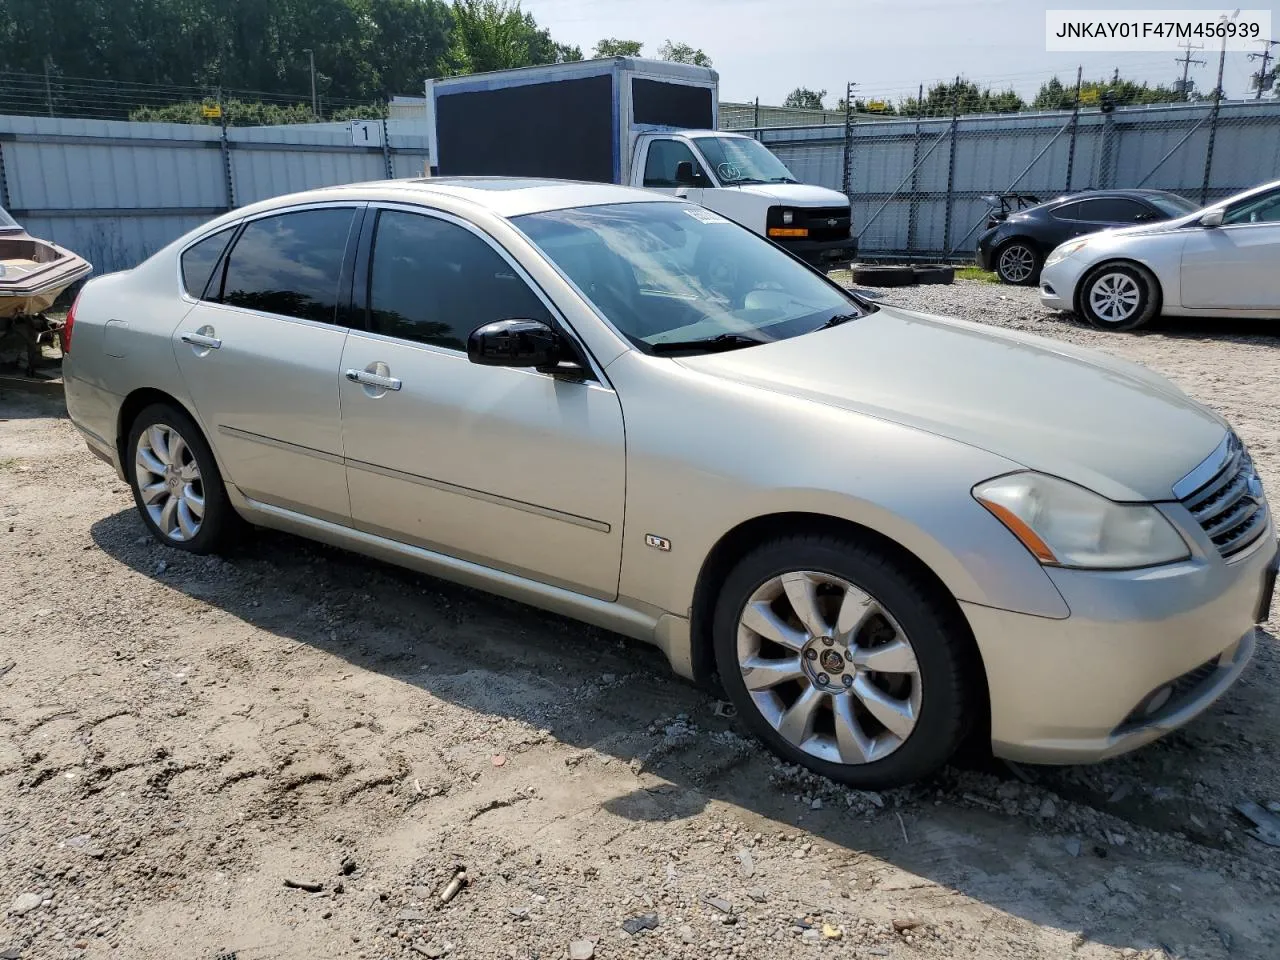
left=777, top=235, right=858, bottom=267
left=1038, top=256, right=1090, bottom=312
left=964, top=526, right=1277, bottom=765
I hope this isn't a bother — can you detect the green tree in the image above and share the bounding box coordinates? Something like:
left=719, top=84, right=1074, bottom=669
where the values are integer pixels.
left=1033, top=74, right=1186, bottom=110
left=657, top=40, right=712, bottom=67
left=451, top=0, right=574, bottom=72
left=783, top=87, right=825, bottom=109
left=593, top=38, right=643, bottom=58
left=898, top=78, right=1025, bottom=116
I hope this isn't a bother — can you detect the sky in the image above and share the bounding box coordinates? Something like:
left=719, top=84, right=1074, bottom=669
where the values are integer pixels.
left=523, top=0, right=1280, bottom=106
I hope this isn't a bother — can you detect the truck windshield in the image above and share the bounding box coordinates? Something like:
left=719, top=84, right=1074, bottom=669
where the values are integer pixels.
left=513, top=202, right=868, bottom=354
left=696, top=137, right=798, bottom=185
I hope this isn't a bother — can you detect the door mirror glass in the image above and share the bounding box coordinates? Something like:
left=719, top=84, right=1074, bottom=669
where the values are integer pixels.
left=467, top=319, right=563, bottom=368
left=674, top=160, right=698, bottom=187
left=1200, top=208, right=1224, bottom=228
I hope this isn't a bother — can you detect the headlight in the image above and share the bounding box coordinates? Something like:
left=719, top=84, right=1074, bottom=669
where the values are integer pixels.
left=1044, top=238, right=1089, bottom=267
left=782, top=210, right=794, bottom=225
left=973, top=472, right=1189, bottom=569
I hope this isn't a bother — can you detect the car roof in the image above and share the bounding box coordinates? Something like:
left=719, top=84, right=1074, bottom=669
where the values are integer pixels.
left=227, top=177, right=677, bottom=222
left=1048, top=188, right=1189, bottom=204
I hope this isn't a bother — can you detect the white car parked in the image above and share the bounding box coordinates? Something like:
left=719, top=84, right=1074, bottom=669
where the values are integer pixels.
left=1039, top=178, right=1280, bottom=330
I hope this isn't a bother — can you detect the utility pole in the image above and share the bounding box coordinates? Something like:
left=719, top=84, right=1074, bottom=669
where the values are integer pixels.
left=42, top=54, right=54, bottom=116
left=1202, top=9, right=1239, bottom=204
left=1175, top=41, right=1205, bottom=101
left=841, top=80, right=857, bottom=199
left=1248, top=39, right=1279, bottom=99
left=305, top=49, right=318, bottom=119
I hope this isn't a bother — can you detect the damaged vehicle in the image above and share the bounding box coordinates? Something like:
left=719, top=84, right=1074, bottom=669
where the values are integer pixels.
left=62, top=179, right=1277, bottom=787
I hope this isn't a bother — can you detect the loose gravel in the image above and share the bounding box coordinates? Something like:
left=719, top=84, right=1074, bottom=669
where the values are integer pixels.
left=0, top=280, right=1277, bottom=960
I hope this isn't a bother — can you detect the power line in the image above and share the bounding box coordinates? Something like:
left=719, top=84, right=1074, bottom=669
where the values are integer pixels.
left=1247, top=39, right=1279, bottom=99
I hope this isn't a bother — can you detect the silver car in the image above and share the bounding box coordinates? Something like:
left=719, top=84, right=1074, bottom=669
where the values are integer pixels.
left=1040, top=178, right=1280, bottom=330
left=63, top=178, right=1277, bottom=787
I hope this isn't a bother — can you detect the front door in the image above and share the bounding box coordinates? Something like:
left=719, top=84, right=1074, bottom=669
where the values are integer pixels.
left=172, top=205, right=360, bottom=524
left=1181, top=187, right=1280, bottom=310
left=338, top=206, right=626, bottom=599
left=640, top=137, right=709, bottom=205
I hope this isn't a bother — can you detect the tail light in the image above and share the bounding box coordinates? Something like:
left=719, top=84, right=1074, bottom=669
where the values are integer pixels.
left=62, top=290, right=81, bottom=354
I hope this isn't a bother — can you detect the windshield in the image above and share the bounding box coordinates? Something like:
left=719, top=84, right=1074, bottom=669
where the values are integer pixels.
left=514, top=202, right=868, bottom=353
left=695, top=137, right=797, bottom=185
left=1147, top=193, right=1200, bottom=218
left=0, top=207, right=20, bottom=232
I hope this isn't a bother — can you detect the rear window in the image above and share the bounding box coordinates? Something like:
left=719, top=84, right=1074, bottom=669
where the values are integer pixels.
left=219, top=208, right=356, bottom=324
left=180, top=226, right=236, bottom=299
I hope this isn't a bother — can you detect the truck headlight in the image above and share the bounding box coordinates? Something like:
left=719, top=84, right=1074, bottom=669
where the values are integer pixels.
left=1044, top=238, right=1090, bottom=267
left=973, top=472, right=1189, bottom=569
left=782, top=210, right=794, bottom=225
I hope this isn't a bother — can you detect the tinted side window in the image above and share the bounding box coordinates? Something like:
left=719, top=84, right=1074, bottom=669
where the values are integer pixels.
left=643, top=140, right=701, bottom=187
left=368, top=210, right=551, bottom=351
left=1224, top=189, right=1280, bottom=225
left=1086, top=198, right=1155, bottom=222
left=180, top=226, right=236, bottom=299
left=221, top=208, right=355, bottom=323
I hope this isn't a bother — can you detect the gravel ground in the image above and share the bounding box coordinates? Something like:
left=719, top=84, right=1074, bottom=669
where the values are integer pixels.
left=1, top=280, right=1278, bottom=960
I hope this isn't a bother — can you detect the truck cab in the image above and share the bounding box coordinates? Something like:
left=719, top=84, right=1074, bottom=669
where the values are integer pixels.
left=630, top=131, right=856, bottom=268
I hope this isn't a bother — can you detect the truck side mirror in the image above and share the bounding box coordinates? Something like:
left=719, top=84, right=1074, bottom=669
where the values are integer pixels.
left=675, top=161, right=698, bottom=187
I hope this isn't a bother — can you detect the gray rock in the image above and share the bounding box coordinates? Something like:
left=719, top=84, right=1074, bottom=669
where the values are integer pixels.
left=0, top=947, right=20, bottom=959
left=747, top=887, right=768, bottom=903
left=678, top=925, right=696, bottom=944
left=568, top=940, right=595, bottom=960
left=1039, top=797, right=1057, bottom=819
left=621, top=914, right=659, bottom=935
left=736, top=848, right=754, bottom=878
left=508, top=907, right=530, bottom=919
left=10, top=893, right=41, bottom=916
left=397, top=908, right=425, bottom=922
left=702, top=894, right=733, bottom=915
left=810, top=798, right=822, bottom=810
left=1065, top=838, right=1082, bottom=857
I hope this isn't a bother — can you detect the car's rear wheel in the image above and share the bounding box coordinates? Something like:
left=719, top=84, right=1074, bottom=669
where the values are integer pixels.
left=994, top=240, right=1040, bottom=285
left=126, top=402, right=240, bottom=553
left=1078, top=263, right=1159, bottom=332
left=712, top=534, right=974, bottom=788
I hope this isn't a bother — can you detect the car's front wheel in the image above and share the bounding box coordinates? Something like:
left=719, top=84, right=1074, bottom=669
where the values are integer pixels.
left=712, top=534, right=975, bottom=788
left=126, top=402, right=241, bottom=553
left=1078, top=263, right=1159, bottom=331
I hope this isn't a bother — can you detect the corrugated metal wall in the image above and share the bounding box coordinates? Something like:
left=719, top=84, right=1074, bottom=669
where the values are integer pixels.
left=1, top=101, right=1277, bottom=270
left=0, top=115, right=431, bottom=273
left=759, top=99, right=1280, bottom=256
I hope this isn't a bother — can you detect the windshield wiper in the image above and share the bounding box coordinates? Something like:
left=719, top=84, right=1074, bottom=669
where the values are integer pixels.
left=724, top=177, right=765, bottom=186
left=817, top=312, right=861, bottom=330
left=650, top=333, right=767, bottom=354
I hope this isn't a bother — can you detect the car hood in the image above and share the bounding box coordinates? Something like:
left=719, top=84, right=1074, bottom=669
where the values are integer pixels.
left=723, top=182, right=850, bottom=207
left=676, top=306, right=1226, bottom=502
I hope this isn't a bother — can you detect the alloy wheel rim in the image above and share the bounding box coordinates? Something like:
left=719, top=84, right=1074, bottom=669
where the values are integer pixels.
left=1088, top=272, right=1141, bottom=323
left=998, top=245, right=1034, bottom=282
left=736, top=571, right=923, bottom=765
left=135, top=424, right=204, bottom=542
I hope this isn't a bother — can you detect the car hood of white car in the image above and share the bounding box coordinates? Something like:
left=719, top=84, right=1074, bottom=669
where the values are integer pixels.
left=721, top=182, right=850, bottom=207
left=677, top=304, right=1226, bottom=502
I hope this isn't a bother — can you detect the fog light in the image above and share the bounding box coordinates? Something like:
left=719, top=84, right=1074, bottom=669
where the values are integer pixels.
left=1140, top=684, right=1174, bottom=717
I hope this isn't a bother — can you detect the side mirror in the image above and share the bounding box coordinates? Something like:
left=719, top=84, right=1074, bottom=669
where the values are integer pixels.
left=468, top=319, right=562, bottom=368
left=1200, top=208, right=1224, bottom=228
left=675, top=160, right=699, bottom=187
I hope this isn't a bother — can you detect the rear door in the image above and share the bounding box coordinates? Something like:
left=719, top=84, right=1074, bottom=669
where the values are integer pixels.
left=173, top=204, right=361, bottom=524
left=338, top=205, right=626, bottom=598
left=1050, top=197, right=1154, bottom=241
left=1181, top=187, right=1280, bottom=310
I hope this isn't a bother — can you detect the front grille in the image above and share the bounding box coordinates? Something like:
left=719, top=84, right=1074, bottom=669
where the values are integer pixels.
left=1180, top=435, right=1269, bottom=558
left=797, top=207, right=851, bottom=242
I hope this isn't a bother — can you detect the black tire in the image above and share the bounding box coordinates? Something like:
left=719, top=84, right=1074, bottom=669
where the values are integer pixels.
left=993, top=240, right=1041, bottom=285
left=1077, top=262, right=1160, bottom=332
left=849, top=265, right=916, bottom=288
left=126, top=402, right=242, bottom=554
left=912, top=264, right=955, bottom=285
left=712, top=534, right=977, bottom=789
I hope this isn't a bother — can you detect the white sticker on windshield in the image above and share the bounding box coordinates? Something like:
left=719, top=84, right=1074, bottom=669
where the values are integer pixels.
left=684, top=208, right=730, bottom=225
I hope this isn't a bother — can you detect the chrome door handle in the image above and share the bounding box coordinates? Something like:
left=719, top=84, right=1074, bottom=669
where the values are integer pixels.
left=344, top=369, right=402, bottom=391
left=181, top=332, right=222, bottom=349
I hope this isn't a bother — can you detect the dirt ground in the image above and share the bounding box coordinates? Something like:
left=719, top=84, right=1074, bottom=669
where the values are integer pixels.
left=1, top=282, right=1277, bottom=960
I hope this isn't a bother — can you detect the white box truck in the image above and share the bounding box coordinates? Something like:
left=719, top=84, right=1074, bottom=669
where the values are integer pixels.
left=424, top=57, right=857, bottom=267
